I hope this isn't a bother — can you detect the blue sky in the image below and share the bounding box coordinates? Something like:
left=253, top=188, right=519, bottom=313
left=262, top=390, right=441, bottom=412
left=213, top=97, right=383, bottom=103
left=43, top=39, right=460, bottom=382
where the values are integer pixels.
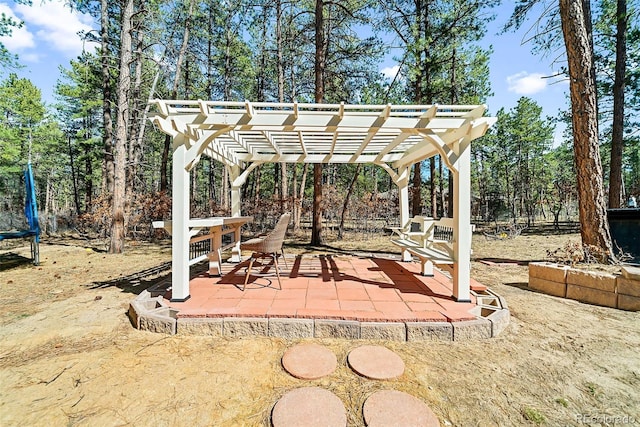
left=1, top=0, right=568, bottom=140
left=0, top=1, right=95, bottom=101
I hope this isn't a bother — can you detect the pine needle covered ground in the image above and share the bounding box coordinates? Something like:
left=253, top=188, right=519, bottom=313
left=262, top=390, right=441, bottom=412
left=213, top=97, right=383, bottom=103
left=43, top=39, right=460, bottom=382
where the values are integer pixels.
left=1, top=228, right=638, bottom=426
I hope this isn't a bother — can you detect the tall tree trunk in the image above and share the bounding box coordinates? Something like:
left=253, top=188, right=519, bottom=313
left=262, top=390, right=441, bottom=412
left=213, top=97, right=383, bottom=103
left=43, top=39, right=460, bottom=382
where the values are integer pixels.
left=127, top=23, right=144, bottom=198
left=409, top=0, right=431, bottom=218
left=448, top=51, right=457, bottom=218
left=68, top=136, right=80, bottom=216
left=159, top=139, right=171, bottom=192
left=222, top=5, right=235, bottom=101
left=222, top=166, right=229, bottom=213
left=294, top=164, right=309, bottom=231
left=411, top=78, right=423, bottom=217
left=101, top=0, right=114, bottom=194
left=84, top=139, right=93, bottom=211
left=608, top=0, right=627, bottom=208
left=438, top=157, right=445, bottom=217
left=447, top=171, right=453, bottom=218
left=429, top=158, right=436, bottom=217
left=473, top=151, right=487, bottom=220
left=191, top=168, right=197, bottom=212
left=134, top=64, right=161, bottom=191
left=44, top=172, right=51, bottom=234
left=276, top=0, right=285, bottom=102
left=311, top=0, right=325, bottom=246
left=160, top=0, right=194, bottom=192
left=206, top=6, right=213, bottom=98
left=206, top=6, right=215, bottom=209
left=292, top=165, right=298, bottom=227
left=256, top=6, right=268, bottom=102
left=81, top=118, right=91, bottom=212
left=449, top=47, right=458, bottom=104
left=109, top=0, right=134, bottom=254
left=312, top=164, right=323, bottom=245
left=274, top=0, right=288, bottom=213
left=412, top=162, right=422, bottom=216
left=254, top=165, right=262, bottom=205
left=280, top=163, right=288, bottom=212
left=274, top=163, right=280, bottom=200
left=559, top=0, right=614, bottom=260
left=338, top=164, right=361, bottom=239
left=209, top=158, right=218, bottom=216
left=372, top=165, right=378, bottom=196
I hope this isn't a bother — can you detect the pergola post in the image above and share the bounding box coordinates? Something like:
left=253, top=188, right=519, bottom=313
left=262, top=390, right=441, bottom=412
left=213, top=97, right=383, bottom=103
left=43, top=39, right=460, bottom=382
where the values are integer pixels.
left=229, top=165, right=242, bottom=262
left=452, top=139, right=472, bottom=302
left=379, top=164, right=412, bottom=262
left=229, top=165, right=242, bottom=217
left=397, top=166, right=412, bottom=262
left=171, top=140, right=191, bottom=301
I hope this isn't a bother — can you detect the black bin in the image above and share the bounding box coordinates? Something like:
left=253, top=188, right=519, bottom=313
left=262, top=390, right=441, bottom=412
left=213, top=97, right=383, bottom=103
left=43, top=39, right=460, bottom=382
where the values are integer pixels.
left=607, top=208, right=640, bottom=264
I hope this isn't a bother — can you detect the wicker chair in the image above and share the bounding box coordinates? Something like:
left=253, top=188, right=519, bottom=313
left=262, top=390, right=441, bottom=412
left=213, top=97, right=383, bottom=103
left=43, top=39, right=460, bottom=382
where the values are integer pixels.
left=240, top=213, right=291, bottom=290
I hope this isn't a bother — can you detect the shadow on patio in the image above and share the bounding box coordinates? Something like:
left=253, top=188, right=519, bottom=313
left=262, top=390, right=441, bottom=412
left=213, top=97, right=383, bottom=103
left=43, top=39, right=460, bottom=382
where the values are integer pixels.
left=163, top=254, right=482, bottom=323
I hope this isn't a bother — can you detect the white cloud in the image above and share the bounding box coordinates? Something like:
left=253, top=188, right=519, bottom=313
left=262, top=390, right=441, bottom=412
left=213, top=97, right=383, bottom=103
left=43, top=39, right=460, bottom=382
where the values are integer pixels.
left=0, top=3, right=35, bottom=51
left=15, top=1, right=95, bottom=57
left=506, top=72, right=547, bottom=95
left=20, top=52, right=41, bottom=63
left=0, top=0, right=96, bottom=63
left=381, top=65, right=400, bottom=80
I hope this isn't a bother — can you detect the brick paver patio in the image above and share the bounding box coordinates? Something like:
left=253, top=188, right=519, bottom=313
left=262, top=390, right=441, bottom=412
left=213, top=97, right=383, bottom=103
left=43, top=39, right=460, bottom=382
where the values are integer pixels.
left=164, top=254, right=484, bottom=322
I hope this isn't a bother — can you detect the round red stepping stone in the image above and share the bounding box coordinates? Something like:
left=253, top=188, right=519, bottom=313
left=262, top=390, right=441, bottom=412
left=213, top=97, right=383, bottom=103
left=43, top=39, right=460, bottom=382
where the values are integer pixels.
left=271, top=387, right=346, bottom=427
left=363, top=390, right=440, bottom=427
left=347, top=345, right=405, bottom=380
left=282, top=343, right=337, bottom=379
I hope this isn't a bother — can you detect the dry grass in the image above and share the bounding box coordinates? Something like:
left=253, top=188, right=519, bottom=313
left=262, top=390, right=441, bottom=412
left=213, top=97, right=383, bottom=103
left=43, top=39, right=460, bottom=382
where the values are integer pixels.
left=1, top=227, right=639, bottom=426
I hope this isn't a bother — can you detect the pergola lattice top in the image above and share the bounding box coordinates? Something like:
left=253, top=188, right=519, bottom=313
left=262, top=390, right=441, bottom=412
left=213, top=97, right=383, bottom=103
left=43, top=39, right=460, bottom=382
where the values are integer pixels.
left=151, top=100, right=494, bottom=170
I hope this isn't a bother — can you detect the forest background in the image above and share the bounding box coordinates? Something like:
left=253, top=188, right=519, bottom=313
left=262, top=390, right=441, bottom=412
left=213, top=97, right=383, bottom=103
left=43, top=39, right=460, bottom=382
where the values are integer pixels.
left=0, top=0, right=639, bottom=254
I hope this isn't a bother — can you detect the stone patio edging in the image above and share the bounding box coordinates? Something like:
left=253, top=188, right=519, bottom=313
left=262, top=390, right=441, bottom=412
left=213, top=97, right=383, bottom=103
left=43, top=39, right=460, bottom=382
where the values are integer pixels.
left=128, top=290, right=178, bottom=334
left=128, top=288, right=510, bottom=340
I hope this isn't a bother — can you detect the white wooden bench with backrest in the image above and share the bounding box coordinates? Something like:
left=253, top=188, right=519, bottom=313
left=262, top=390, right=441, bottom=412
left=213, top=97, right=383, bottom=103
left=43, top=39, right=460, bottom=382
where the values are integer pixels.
left=390, top=216, right=473, bottom=276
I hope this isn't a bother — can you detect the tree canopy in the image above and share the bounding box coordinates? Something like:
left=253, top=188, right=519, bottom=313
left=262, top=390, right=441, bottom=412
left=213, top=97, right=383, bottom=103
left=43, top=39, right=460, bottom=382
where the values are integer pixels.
left=0, top=0, right=638, bottom=259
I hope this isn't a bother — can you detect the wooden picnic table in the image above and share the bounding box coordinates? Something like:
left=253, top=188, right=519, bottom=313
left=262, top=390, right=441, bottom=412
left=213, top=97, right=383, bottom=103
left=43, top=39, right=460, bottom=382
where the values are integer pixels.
left=153, top=216, right=253, bottom=276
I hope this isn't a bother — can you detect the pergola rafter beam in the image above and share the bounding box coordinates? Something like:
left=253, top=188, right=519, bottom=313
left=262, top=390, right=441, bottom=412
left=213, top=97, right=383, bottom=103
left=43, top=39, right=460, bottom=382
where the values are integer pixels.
left=416, top=104, right=439, bottom=127
left=393, top=127, right=467, bottom=170
left=348, top=131, right=376, bottom=163
left=184, top=127, right=234, bottom=171
left=374, top=133, right=411, bottom=163
left=297, top=131, right=307, bottom=157
left=200, top=146, right=234, bottom=167
left=462, top=104, right=487, bottom=118
left=204, top=133, right=242, bottom=166
left=227, top=130, right=252, bottom=155
left=261, top=130, right=282, bottom=156
left=330, top=132, right=339, bottom=154
left=235, top=153, right=403, bottom=164
left=347, top=105, right=391, bottom=163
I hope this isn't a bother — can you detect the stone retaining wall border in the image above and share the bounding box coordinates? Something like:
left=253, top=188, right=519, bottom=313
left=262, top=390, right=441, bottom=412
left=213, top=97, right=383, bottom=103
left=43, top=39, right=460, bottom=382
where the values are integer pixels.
left=529, top=263, right=640, bottom=311
left=128, top=288, right=511, bottom=340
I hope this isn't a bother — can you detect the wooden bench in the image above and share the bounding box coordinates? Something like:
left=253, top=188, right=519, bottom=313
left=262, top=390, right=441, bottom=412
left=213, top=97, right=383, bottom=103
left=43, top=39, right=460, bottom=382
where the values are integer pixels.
left=391, top=216, right=472, bottom=276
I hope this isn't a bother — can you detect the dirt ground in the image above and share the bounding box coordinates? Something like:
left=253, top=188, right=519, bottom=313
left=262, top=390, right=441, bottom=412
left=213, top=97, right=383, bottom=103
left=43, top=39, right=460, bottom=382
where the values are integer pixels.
left=0, top=229, right=639, bottom=426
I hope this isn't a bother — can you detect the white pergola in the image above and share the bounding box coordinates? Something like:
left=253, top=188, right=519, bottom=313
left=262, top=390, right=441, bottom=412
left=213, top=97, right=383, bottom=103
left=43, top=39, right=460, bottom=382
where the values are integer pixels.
left=151, top=100, right=496, bottom=302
